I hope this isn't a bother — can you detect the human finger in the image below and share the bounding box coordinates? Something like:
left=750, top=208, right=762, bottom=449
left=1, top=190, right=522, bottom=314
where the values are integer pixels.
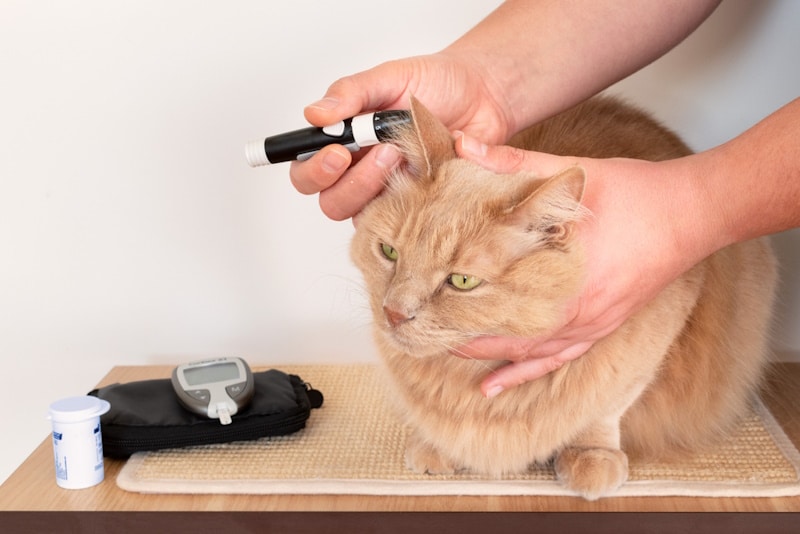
left=304, top=60, right=416, bottom=127
left=479, top=341, right=595, bottom=398
left=317, top=143, right=402, bottom=221
left=289, top=145, right=353, bottom=195
left=455, top=131, right=578, bottom=176
left=452, top=336, right=575, bottom=361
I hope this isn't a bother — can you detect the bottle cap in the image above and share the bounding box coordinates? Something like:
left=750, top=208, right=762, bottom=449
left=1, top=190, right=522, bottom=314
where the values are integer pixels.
left=48, top=396, right=110, bottom=423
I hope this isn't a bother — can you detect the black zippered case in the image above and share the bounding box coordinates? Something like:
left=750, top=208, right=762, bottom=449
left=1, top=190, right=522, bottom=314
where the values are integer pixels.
left=88, top=369, right=323, bottom=458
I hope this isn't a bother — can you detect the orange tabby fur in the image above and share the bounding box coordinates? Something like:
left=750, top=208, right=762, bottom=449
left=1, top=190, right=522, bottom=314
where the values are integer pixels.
left=350, top=96, right=777, bottom=500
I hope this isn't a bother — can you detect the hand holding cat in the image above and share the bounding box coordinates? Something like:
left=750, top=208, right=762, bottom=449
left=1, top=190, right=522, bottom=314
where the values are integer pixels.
left=289, top=0, right=722, bottom=221
left=451, top=135, right=722, bottom=398
left=289, top=0, right=800, bottom=400
left=452, top=96, right=800, bottom=396
left=289, top=53, right=514, bottom=221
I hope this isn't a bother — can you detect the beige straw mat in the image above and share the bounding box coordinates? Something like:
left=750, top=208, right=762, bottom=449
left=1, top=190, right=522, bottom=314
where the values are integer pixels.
left=117, top=364, right=800, bottom=498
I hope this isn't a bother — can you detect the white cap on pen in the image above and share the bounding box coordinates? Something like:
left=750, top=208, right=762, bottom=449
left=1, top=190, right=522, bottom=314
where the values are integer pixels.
left=245, top=140, right=270, bottom=167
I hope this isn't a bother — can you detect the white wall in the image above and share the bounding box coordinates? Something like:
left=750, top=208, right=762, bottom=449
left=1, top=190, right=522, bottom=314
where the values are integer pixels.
left=1, top=0, right=797, bottom=485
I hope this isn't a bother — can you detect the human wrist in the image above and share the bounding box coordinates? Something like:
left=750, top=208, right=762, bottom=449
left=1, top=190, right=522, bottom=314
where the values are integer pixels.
left=656, top=156, right=733, bottom=270
left=699, top=98, right=800, bottom=245
left=584, top=157, right=721, bottom=289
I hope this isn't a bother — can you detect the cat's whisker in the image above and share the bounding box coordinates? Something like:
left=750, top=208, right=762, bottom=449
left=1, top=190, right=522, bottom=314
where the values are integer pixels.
left=438, top=339, right=499, bottom=375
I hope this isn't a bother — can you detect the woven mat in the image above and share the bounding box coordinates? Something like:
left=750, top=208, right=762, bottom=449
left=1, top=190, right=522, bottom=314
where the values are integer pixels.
left=117, top=365, right=800, bottom=498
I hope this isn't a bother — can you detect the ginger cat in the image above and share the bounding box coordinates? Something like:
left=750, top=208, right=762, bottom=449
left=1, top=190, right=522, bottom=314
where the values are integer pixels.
left=350, top=96, right=777, bottom=500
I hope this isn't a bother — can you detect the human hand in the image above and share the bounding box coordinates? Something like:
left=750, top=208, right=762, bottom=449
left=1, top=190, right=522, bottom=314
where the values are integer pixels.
left=290, top=53, right=516, bottom=220
left=452, top=133, right=713, bottom=397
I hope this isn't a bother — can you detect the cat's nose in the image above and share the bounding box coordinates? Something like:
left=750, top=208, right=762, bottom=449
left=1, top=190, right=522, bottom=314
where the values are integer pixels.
left=383, top=305, right=414, bottom=327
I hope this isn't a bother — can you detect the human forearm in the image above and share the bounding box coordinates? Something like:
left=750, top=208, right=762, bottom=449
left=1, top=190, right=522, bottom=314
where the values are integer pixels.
left=690, top=97, right=800, bottom=251
left=443, top=0, right=720, bottom=136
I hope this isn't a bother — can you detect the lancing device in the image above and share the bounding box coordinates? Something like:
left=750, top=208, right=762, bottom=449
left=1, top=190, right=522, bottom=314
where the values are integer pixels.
left=245, top=109, right=411, bottom=167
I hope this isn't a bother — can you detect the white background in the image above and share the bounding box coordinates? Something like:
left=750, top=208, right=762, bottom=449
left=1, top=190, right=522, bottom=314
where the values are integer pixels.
left=1, top=1, right=798, bottom=485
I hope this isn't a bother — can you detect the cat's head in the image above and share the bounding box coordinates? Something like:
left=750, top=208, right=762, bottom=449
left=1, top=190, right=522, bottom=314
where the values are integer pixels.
left=351, top=97, right=587, bottom=358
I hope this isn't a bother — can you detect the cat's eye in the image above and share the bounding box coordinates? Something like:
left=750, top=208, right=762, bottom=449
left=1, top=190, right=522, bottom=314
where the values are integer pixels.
left=448, top=273, right=483, bottom=291
left=380, top=243, right=398, bottom=261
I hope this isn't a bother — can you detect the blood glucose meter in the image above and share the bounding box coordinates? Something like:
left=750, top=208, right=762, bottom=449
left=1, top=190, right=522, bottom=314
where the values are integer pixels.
left=171, top=357, right=255, bottom=425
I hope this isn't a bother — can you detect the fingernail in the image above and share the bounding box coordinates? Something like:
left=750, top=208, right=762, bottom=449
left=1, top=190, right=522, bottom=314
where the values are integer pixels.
left=322, top=150, right=348, bottom=173
left=374, top=144, right=401, bottom=169
left=457, top=132, right=487, bottom=158
left=306, top=97, right=340, bottom=111
left=485, top=385, right=504, bottom=399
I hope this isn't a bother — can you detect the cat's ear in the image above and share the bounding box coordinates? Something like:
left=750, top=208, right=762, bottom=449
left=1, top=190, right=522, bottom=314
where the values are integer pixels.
left=502, top=166, right=587, bottom=248
left=404, top=95, right=456, bottom=177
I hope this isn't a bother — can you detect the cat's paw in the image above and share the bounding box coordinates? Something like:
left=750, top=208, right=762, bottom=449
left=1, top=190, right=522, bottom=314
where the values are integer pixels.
left=554, top=447, right=629, bottom=501
left=404, top=436, right=460, bottom=475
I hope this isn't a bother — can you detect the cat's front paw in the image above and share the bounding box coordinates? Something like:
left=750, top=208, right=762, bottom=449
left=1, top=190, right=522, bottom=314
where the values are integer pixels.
left=404, top=435, right=461, bottom=475
left=554, top=447, right=629, bottom=500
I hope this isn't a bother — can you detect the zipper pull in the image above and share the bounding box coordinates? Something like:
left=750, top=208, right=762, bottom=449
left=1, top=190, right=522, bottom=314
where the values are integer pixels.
left=304, top=383, right=324, bottom=409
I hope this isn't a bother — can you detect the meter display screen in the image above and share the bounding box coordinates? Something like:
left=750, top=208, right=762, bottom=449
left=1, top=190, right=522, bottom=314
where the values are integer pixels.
left=183, top=362, right=240, bottom=386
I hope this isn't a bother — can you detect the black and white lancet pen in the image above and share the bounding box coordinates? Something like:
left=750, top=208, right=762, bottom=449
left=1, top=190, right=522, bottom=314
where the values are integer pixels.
left=245, top=110, right=412, bottom=167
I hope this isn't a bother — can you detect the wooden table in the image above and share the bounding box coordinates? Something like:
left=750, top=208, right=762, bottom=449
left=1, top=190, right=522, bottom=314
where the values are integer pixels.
left=1, top=364, right=799, bottom=533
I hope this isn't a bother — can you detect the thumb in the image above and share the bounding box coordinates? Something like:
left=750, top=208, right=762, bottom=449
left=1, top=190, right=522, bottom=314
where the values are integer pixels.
left=455, top=131, right=575, bottom=176
left=480, top=358, right=567, bottom=398
left=479, top=340, right=594, bottom=398
left=304, top=60, right=414, bottom=126
left=481, top=357, right=565, bottom=399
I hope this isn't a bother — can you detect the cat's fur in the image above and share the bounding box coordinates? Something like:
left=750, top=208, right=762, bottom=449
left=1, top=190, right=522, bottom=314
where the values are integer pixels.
left=350, top=96, right=777, bottom=500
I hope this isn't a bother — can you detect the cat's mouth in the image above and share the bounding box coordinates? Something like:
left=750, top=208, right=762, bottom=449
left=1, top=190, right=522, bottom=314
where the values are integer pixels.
left=378, top=322, right=466, bottom=359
